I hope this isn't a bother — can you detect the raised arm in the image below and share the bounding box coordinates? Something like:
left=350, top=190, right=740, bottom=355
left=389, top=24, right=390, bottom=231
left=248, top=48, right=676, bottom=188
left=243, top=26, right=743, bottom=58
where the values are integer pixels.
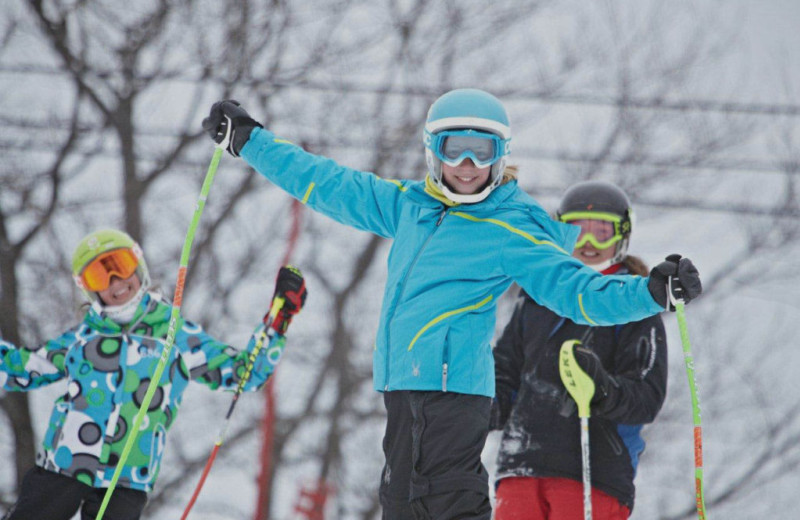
left=180, top=265, right=308, bottom=392
left=178, top=323, right=285, bottom=392
left=203, top=100, right=406, bottom=238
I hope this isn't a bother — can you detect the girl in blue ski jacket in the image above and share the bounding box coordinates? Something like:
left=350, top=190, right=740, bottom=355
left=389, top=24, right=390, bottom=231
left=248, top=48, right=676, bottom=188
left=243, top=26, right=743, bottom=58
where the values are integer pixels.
left=202, top=89, right=702, bottom=520
left=0, top=229, right=306, bottom=520
left=492, top=181, right=668, bottom=520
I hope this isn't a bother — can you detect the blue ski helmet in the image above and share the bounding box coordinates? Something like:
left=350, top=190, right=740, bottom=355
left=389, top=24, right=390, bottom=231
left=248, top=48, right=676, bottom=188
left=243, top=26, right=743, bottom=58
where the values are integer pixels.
left=424, top=88, right=511, bottom=203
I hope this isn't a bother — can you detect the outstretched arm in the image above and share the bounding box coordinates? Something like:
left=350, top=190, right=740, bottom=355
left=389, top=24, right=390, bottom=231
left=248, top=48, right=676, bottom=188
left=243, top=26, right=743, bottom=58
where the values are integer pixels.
left=178, top=322, right=284, bottom=392
left=503, top=233, right=663, bottom=326
left=203, top=100, right=406, bottom=238
left=182, top=265, right=308, bottom=392
left=0, top=329, right=74, bottom=391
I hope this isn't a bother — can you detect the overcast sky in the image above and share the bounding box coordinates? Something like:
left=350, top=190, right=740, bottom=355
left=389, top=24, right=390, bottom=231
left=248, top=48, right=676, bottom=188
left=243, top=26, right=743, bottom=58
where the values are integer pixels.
left=729, top=0, right=800, bottom=101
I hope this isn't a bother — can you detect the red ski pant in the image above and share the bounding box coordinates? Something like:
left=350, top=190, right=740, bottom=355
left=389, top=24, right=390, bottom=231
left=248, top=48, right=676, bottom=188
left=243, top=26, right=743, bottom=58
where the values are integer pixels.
left=494, top=476, right=630, bottom=520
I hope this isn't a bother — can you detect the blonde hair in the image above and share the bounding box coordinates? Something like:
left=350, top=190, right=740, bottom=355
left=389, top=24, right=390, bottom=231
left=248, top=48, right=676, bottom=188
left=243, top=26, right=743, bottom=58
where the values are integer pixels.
left=501, top=165, right=519, bottom=184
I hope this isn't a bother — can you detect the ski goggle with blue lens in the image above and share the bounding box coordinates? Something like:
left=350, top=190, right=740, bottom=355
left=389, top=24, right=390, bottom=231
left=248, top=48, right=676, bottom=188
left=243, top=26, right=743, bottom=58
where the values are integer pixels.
left=559, top=211, right=628, bottom=250
left=424, top=129, right=510, bottom=168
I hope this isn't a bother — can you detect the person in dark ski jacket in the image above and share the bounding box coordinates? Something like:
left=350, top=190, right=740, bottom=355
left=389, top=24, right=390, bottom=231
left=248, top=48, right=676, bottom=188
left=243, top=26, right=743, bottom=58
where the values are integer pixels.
left=0, top=229, right=307, bottom=520
left=492, top=181, right=669, bottom=519
left=202, top=90, right=701, bottom=520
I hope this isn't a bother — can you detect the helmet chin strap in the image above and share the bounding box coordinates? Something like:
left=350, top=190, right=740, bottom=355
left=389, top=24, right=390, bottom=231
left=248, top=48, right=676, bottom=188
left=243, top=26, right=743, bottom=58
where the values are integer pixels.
left=440, top=164, right=503, bottom=204
left=92, top=282, right=149, bottom=324
left=441, top=181, right=495, bottom=204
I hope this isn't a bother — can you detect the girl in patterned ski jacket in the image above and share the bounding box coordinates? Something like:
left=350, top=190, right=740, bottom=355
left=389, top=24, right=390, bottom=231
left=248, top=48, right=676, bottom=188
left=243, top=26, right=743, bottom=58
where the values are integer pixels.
left=492, top=181, right=668, bottom=519
left=0, top=229, right=306, bottom=520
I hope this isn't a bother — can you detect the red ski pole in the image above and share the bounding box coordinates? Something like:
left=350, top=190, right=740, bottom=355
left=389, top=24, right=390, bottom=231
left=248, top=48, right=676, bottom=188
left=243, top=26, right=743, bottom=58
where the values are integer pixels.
left=180, top=296, right=285, bottom=520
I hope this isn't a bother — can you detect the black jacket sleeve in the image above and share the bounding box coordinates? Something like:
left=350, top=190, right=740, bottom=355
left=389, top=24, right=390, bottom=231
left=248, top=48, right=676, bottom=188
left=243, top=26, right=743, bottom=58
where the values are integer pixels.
left=491, top=294, right=528, bottom=429
left=595, top=314, right=668, bottom=424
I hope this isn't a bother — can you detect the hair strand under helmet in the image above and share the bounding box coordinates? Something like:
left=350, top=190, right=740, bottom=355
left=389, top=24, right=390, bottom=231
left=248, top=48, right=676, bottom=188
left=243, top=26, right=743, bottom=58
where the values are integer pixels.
left=424, top=88, right=511, bottom=204
left=72, top=229, right=151, bottom=307
left=556, top=180, right=634, bottom=271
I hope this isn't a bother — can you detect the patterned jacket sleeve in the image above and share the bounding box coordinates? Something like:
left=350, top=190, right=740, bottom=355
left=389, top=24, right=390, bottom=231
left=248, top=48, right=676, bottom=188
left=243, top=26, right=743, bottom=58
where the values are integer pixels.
left=0, top=328, right=76, bottom=391
left=177, top=321, right=285, bottom=392
left=595, top=314, right=668, bottom=423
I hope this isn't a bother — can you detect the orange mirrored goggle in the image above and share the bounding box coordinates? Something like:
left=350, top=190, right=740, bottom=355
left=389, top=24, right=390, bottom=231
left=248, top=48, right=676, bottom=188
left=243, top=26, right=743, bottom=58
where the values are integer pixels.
left=80, top=248, right=139, bottom=292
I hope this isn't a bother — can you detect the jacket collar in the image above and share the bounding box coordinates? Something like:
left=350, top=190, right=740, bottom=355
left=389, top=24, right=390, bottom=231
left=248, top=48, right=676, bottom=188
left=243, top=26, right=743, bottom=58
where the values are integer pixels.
left=83, top=292, right=165, bottom=333
left=408, top=174, right=519, bottom=212
left=407, top=176, right=577, bottom=251
left=423, top=176, right=460, bottom=207
left=601, top=263, right=625, bottom=275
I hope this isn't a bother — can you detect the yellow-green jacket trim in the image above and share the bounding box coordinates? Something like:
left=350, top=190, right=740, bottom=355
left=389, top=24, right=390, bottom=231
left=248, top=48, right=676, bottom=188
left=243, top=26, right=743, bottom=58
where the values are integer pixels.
left=408, top=295, right=493, bottom=351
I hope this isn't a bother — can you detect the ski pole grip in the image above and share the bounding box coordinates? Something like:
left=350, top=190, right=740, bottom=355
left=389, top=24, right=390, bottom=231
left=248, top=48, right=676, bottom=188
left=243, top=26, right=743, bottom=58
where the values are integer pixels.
left=215, top=114, right=233, bottom=151
left=665, top=254, right=685, bottom=308
left=668, top=274, right=685, bottom=307
left=264, top=296, right=286, bottom=326
left=559, top=340, right=596, bottom=419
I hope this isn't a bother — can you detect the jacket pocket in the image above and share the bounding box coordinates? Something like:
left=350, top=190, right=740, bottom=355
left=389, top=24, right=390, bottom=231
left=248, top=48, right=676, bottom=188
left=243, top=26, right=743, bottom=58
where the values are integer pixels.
left=407, top=295, right=494, bottom=352
left=599, top=422, right=624, bottom=456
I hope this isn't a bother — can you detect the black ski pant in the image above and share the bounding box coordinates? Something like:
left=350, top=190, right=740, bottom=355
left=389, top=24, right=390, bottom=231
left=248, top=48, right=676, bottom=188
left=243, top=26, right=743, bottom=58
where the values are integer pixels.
left=380, top=390, right=492, bottom=520
left=2, top=466, right=147, bottom=520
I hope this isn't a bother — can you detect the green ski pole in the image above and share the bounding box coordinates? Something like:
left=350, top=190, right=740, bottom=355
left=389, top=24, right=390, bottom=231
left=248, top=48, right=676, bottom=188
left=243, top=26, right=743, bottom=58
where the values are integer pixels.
left=559, top=339, right=595, bottom=520
left=675, top=301, right=708, bottom=520
left=95, top=146, right=224, bottom=520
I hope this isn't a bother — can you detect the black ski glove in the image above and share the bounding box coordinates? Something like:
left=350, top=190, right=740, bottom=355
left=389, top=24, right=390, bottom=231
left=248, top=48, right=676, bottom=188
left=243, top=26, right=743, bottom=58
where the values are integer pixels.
left=647, top=254, right=702, bottom=311
left=267, top=265, right=308, bottom=335
left=572, top=344, right=619, bottom=416
left=202, top=100, right=262, bottom=157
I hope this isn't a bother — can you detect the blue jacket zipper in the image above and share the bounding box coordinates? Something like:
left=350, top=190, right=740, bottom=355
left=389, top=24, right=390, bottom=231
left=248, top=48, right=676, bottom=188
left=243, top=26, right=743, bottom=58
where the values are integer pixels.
left=442, top=308, right=451, bottom=391
left=384, top=207, right=448, bottom=390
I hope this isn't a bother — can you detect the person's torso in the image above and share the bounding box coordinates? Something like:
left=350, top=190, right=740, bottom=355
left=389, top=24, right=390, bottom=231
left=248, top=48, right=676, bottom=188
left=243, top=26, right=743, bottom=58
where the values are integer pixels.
left=39, top=296, right=193, bottom=492
left=495, top=299, right=647, bottom=508
left=374, top=183, right=562, bottom=397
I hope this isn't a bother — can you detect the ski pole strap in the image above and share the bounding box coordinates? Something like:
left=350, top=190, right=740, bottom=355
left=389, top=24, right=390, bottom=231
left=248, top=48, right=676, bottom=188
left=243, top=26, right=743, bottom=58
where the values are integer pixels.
left=559, top=339, right=595, bottom=419
left=231, top=330, right=270, bottom=400
left=266, top=296, right=286, bottom=327
left=675, top=302, right=708, bottom=520
left=232, top=296, right=285, bottom=399
left=95, top=146, right=224, bottom=520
